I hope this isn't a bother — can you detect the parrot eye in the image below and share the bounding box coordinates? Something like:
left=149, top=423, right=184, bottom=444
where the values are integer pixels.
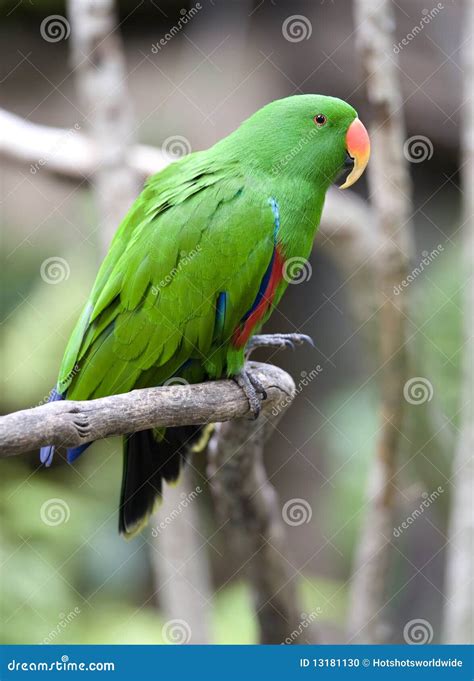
left=313, top=114, right=327, bottom=127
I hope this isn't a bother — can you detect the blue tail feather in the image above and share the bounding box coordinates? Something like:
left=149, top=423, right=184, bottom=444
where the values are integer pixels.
left=67, top=443, right=91, bottom=463
left=40, top=444, right=55, bottom=467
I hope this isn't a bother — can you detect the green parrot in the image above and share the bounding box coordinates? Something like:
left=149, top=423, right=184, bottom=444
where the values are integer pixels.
left=40, top=94, right=370, bottom=537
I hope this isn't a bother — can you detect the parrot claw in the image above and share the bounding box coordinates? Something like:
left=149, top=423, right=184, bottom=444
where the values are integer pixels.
left=233, top=368, right=267, bottom=419
left=245, top=333, right=314, bottom=358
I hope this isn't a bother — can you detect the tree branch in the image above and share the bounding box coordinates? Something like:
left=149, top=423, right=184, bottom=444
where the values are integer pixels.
left=0, top=108, right=169, bottom=180
left=319, top=187, right=379, bottom=337
left=0, top=363, right=293, bottom=458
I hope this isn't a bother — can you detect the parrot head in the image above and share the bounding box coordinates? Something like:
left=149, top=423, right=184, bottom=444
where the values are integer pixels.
left=223, top=94, right=370, bottom=190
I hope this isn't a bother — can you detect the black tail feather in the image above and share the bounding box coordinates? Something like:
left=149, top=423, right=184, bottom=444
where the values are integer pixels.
left=118, top=426, right=201, bottom=537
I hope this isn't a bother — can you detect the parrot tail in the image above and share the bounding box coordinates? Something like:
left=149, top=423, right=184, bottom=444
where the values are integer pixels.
left=118, top=425, right=212, bottom=538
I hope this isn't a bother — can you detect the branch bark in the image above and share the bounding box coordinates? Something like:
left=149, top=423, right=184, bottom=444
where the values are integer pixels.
left=443, top=0, right=474, bottom=643
left=0, top=362, right=293, bottom=457
left=0, top=108, right=169, bottom=181
left=207, top=368, right=313, bottom=644
left=346, top=0, right=414, bottom=644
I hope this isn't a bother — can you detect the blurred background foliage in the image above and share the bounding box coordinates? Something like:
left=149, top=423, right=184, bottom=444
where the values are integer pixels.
left=1, top=0, right=463, bottom=644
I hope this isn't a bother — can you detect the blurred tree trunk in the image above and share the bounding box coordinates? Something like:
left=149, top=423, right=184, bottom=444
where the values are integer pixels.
left=67, top=0, right=140, bottom=250
left=346, top=0, right=414, bottom=644
left=443, top=0, right=474, bottom=644
left=149, top=468, right=212, bottom=644
left=207, top=365, right=316, bottom=644
left=66, top=0, right=211, bottom=643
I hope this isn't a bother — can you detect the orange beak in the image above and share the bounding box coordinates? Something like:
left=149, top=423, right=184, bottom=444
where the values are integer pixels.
left=339, top=118, right=370, bottom=189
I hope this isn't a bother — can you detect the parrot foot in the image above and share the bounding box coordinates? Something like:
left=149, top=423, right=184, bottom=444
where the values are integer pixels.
left=245, top=333, right=314, bottom=358
left=233, top=368, right=267, bottom=419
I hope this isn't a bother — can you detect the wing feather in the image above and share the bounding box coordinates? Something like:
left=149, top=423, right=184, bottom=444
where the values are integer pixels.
left=59, top=157, right=277, bottom=400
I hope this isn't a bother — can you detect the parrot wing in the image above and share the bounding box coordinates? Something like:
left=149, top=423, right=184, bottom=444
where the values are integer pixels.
left=58, top=154, right=282, bottom=400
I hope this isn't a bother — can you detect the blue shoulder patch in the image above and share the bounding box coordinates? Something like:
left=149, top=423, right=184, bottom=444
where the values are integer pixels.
left=240, top=198, right=281, bottom=323
left=268, top=197, right=280, bottom=242
left=213, top=291, right=228, bottom=341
